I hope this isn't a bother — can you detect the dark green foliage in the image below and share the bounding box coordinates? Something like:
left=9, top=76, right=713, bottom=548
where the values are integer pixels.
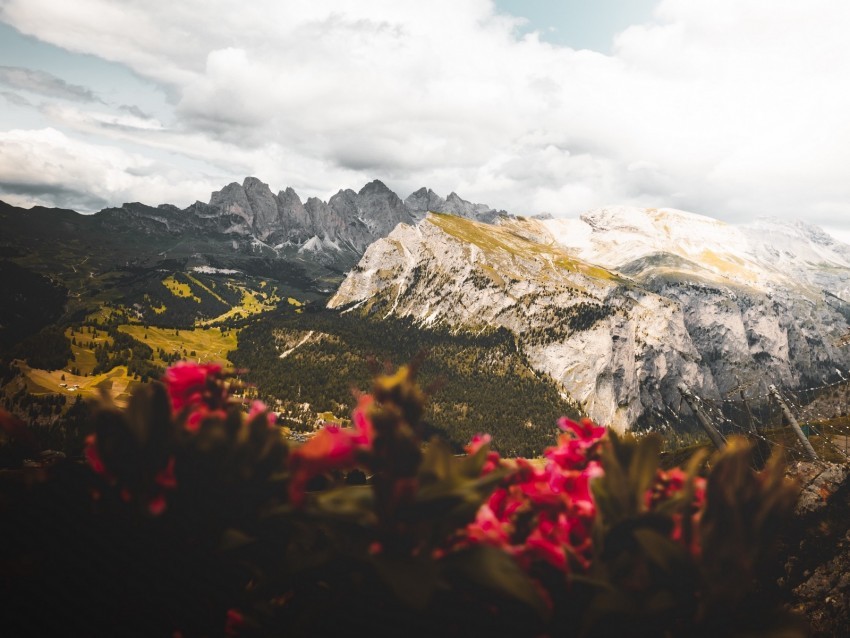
left=0, top=368, right=807, bottom=637
left=232, top=307, right=580, bottom=456
left=585, top=434, right=803, bottom=638
left=0, top=261, right=67, bottom=352
left=12, top=325, right=72, bottom=370
left=525, top=301, right=614, bottom=346
left=92, top=329, right=156, bottom=375
left=136, top=271, right=230, bottom=327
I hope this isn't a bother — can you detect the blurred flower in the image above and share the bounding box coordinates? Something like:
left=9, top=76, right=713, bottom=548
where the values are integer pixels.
left=162, top=361, right=225, bottom=413
left=288, top=395, right=376, bottom=506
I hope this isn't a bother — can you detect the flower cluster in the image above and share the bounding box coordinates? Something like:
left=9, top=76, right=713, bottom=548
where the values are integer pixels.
left=84, top=361, right=273, bottom=516
left=461, top=417, right=605, bottom=573
left=647, top=465, right=707, bottom=557
left=18, top=360, right=803, bottom=637
left=288, top=395, right=375, bottom=505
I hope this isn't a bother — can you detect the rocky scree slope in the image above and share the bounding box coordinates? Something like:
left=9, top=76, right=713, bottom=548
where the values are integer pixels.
left=329, top=210, right=850, bottom=431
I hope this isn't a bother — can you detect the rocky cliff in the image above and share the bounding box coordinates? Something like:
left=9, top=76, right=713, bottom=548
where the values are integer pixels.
left=205, top=177, right=501, bottom=257
left=329, top=210, right=850, bottom=430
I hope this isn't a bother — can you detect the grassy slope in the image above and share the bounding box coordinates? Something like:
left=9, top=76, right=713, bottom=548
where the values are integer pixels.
left=117, top=325, right=238, bottom=367
left=429, top=213, right=619, bottom=284
left=65, top=327, right=113, bottom=375
left=20, top=363, right=137, bottom=407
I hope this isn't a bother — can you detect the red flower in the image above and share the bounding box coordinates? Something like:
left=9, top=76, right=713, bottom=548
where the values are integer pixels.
left=224, top=608, right=244, bottom=637
left=155, top=456, right=177, bottom=489
left=84, top=433, right=108, bottom=476
left=288, top=396, right=377, bottom=506
left=162, top=362, right=224, bottom=412
left=458, top=416, right=607, bottom=576
left=465, top=434, right=501, bottom=474
left=148, top=494, right=167, bottom=516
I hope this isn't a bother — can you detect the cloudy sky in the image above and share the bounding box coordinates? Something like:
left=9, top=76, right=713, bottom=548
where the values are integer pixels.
left=1, top=0, right=849, bottom=241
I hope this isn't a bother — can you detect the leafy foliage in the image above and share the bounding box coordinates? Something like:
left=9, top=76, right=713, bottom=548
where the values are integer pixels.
left=0, top=362, right=805, bottom=637
left=11, top=324, right=72, bottom=370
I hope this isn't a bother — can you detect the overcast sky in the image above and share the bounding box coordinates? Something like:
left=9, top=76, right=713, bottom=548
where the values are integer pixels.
left=1, top=0, right=849, bottom=242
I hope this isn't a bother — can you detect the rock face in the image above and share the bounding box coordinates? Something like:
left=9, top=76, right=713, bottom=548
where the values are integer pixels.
left=198, top=177, right=502, bottom=262
left=404, top=187, right=505, bottom=222
left=329, top=210, right=850, bottom=430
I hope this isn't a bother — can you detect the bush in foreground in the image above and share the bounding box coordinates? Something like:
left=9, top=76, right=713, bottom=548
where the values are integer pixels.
left=0, top=362, right=803, bottom=637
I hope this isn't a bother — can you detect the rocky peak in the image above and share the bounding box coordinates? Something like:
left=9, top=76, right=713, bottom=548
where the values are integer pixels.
left=404, top=187, right=446, bottom=216
left=209, top=182, right=252, bottom=225
left=339, top=181, right=415, bottom=241
left=203, top=177, right=511, bottom=259
left=276, top=187, right=312, bottom=242
left=357, top=179, right=393, bottom=197
left=242, top=177, right=279, bottom=240
left=443, top=192, right=492, bottom=219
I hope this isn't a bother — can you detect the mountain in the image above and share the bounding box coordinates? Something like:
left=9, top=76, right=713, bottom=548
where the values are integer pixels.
left=206, top=177, right=503, bottom=256
left=0, top=179, right=501, bottom=331
left=329, top=209, right=850, bottom=431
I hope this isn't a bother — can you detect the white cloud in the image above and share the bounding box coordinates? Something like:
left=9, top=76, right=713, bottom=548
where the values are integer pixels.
left=0, top=66, right=100, bottom=102
left=1, top=0, right=849, bottom=235
left=0, top=128, right=220, bottom=210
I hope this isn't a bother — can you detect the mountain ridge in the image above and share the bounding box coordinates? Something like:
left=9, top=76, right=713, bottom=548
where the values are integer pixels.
left=330, top=211, right=850, bottom=430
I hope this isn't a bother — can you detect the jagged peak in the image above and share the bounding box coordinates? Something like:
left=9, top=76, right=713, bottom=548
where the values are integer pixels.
left=278, top=187, right=303, bottom=204
left=242, top=175, right=269, bottom=189
left=211, top=181, right=244, bottom=196
left=358, top=179, right=393, bottom=196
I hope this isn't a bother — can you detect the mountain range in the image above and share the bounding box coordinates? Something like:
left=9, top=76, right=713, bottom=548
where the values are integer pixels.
left=3, top=177, right=850, bottom=432
left=204, top=177, right=506, bottom=260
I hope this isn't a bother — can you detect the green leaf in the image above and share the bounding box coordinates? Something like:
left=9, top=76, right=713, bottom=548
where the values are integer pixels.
left=419, top=439, right=457, bottom=485
left=446, top=545, right=550, bottom=619
left=458, top=442, right=491, bottom=478
left=632, top=528, right=684, bottom=573
left=596, top=440, right=632, bottom=522
left=372, top=553, right=440, bottom=610
left=313, top=485, right=377, bottom=525
left=218, top=528, right=256, bottom=552
left=628, top=435, right=661, bottom=510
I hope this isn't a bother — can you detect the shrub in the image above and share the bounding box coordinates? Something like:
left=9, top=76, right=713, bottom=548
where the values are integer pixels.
left=0, top=361, right=803, bottom=637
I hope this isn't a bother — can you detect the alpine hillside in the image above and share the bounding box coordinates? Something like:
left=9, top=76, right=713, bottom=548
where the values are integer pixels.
left=329, top=209, right=850, bottom=431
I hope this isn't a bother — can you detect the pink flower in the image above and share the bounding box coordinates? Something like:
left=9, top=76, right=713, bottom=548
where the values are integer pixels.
left=465, top=434, right=501, bottom=474
left=248, top=400, right=276, bottom=428
left=646, top=468, right=707, bottom=557
left=351, top=395, right=375, bottom=445
left=558, top=417, right=607, bottom=441
left=466, top=504, right=512, bottom=547
left=288, top=396, right=377, bottom=506
left=466, top=433, right=492, bottom=454
left=162, top=362, right=224, bottom=412
left=456, top=416, right=607, bottom=576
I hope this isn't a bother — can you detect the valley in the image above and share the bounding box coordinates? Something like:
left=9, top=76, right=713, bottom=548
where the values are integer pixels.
left=3, top=178, right=850, bottom=459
